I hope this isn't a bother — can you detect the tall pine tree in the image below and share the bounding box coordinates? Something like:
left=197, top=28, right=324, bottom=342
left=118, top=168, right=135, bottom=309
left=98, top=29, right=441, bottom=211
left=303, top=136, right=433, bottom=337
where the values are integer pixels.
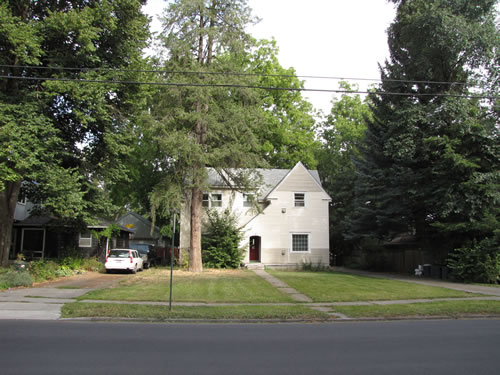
left=350, top=0, right=499, bottom=266
left=152, top=0, right=264, bottom=272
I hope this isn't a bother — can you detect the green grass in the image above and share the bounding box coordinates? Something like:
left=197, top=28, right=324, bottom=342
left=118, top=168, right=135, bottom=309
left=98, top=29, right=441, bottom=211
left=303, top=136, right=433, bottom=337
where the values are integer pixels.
left=80, top=269, right=293, bottom=303
left=62, top=302, right=327, bottom=320
left=269, top=271, right=479, bottom=302
left=334, top=300, right=500, bottom=318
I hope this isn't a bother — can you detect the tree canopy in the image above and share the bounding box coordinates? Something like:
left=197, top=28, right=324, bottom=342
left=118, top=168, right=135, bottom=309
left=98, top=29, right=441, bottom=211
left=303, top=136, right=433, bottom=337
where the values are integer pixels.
left=348, top=0, right=499, bottom=272
left=0, top=0, right=150, bottom=266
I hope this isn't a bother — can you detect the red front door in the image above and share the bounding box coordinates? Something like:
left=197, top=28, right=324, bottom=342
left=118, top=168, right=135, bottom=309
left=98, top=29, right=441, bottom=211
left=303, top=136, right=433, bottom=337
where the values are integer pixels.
left=249, top=236, right=260, bottom=262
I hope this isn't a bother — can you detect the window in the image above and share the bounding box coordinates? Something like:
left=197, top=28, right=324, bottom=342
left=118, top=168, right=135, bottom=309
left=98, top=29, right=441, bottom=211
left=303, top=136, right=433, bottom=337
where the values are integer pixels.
left=291, top=233, right=309, bottom=252
left=294, top=193, right=305, bottom=207
left=202, top=193, right=210, bottom=207
left=243, top=193, right=254, bottom=207
left=202, top=193, right=222, bottom=208
left=211, top=193, right=222, bottom=207
left=79, top=232, right=92, bottom=247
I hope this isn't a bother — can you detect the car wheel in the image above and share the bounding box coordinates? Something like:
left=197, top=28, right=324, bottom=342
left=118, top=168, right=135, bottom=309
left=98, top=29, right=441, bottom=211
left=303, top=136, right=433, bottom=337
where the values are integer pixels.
left=106, top=269, right=112, bottom=274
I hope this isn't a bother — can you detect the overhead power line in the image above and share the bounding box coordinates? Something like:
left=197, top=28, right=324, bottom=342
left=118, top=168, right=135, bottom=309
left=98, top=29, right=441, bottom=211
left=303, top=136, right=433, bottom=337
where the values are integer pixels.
left=0, top=74, right=495, bottom=100
left=0, top=64, right=473, bottom=87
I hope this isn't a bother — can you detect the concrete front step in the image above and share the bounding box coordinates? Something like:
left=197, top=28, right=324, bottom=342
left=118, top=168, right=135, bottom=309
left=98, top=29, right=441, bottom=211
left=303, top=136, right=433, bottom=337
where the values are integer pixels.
left=245, top=263, right=265, bottom=270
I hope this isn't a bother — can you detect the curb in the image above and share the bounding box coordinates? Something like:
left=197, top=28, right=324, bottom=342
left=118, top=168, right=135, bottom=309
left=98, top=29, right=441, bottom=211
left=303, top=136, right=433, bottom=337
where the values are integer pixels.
left=58, top=314, right=500, bottom=324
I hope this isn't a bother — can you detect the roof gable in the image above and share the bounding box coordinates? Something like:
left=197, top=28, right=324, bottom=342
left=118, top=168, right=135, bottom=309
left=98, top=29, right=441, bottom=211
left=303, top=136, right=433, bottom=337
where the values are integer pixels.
left=268, top=162, right=331, bottom=199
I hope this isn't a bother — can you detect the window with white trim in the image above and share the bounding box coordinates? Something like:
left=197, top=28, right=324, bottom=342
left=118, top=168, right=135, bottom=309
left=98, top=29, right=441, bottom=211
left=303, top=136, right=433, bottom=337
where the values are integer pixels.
left=243, top=193, right=254, bottom=207
left=294, top=193, right=305, bottom=207
left=291, top=233, right=310, bottom=252
left=202, top=193, right=222, bottom=208
left=79, top=232, right=92, bottom=247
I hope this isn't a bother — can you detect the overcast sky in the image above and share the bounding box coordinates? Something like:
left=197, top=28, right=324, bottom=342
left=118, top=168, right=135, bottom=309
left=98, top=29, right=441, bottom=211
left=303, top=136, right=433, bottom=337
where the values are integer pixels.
left=142, top=0, right=397, bottom=114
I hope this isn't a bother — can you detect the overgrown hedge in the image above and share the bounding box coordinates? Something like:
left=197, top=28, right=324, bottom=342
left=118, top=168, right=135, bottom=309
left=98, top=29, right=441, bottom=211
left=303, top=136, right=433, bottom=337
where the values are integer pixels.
left=0, top=257, right=104, bottom=290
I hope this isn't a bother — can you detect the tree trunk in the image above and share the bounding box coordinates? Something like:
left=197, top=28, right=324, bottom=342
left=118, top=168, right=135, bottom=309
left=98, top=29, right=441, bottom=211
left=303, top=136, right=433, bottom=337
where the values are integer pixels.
left=189, top=185, right=203, bottom=272
left=0, top=181, right=21, bottom=267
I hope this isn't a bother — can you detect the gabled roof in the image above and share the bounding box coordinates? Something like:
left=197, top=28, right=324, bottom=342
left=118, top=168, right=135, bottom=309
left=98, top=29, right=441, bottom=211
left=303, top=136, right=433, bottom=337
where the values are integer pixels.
left=207, top=162, right=327, bottom=200
left=116, top=212, right=159, bottom=232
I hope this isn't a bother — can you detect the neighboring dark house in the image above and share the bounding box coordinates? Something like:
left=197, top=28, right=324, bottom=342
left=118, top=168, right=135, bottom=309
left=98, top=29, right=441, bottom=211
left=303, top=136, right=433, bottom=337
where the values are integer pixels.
left=116, top=212, right=164, bottom=248
left=11, top=214, right=132, bottom=261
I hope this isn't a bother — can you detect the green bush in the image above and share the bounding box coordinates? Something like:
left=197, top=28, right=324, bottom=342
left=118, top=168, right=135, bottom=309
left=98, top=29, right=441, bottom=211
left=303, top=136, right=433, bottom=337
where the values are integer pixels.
left=447, top=238, right=500, bottom=284
left=0, top=256, right=104, bottom=290
left=0, top=270, right=33, bottom=288
left=300, top=260, right=327, bottom=272
left=202, top=209, right=244, bottom=269
left=28, top=260, right=60, bottom=282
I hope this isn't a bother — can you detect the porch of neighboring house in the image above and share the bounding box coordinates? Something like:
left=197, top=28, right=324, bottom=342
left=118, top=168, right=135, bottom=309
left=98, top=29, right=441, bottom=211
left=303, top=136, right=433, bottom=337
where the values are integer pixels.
left=11, top=216, right=132, bottom=261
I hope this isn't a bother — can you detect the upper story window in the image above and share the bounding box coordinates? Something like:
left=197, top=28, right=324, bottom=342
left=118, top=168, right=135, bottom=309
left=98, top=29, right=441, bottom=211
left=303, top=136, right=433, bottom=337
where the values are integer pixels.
left=202, top=193, right=222, bottom=208
left=79, top=232, right=92, bottom=248
left=243, top=193, right=254, bottom=207
left=294, top=193, right=305, bottom=207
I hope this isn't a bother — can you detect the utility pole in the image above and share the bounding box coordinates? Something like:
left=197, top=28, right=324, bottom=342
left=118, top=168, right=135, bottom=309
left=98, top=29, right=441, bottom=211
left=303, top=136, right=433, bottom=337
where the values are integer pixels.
left=169, top=211, right=176, bottom=311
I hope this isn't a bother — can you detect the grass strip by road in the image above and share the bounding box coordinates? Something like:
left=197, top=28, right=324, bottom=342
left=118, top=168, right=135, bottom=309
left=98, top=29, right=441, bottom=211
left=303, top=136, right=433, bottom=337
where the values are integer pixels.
left=333, top=300, right=500, bottom=318
left=269, top=271, right=479, bottom=302
left=80, top=269, right=293, bottom=303
left=62, top=302, right=328, bottom=320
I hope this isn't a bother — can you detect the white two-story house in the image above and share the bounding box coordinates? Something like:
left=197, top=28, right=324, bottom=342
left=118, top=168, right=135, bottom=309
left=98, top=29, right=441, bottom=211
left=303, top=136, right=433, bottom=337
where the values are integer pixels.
left=180, top=162, right=331, bottom=268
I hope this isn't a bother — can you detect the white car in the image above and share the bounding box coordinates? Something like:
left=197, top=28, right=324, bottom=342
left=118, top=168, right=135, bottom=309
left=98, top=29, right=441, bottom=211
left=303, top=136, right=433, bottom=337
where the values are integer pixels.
left=105, top=249, right=144, bottom=274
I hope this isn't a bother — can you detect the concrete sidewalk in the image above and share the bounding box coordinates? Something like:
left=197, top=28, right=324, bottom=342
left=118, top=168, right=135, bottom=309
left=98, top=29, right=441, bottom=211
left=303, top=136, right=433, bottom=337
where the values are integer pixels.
left=0, top=272, right=126, bottom=320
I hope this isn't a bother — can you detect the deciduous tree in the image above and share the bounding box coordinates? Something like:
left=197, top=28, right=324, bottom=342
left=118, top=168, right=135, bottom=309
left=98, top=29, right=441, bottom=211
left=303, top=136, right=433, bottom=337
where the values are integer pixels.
left=0, top=0, right=149, bottom=266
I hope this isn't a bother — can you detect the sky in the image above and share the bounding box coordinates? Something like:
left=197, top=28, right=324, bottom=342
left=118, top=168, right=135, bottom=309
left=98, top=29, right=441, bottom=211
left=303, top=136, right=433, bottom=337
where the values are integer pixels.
left=142, top=0, right=397, bottom=115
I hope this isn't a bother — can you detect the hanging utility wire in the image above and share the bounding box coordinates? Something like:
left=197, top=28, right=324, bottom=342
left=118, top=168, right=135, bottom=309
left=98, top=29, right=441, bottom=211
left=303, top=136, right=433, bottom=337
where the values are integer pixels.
left=0, top=64, right=475, bottom=87
left=0, top=75, right=495, bottom=100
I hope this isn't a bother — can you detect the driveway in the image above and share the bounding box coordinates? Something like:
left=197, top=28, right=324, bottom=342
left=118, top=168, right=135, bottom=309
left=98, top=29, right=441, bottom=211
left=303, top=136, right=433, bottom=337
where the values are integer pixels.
left=0, top=272, right=127, bottom=320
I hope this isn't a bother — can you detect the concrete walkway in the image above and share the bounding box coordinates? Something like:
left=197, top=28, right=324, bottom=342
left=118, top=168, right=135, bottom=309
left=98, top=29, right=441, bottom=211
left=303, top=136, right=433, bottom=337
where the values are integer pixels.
left=252, top=269, right=313, bottom=302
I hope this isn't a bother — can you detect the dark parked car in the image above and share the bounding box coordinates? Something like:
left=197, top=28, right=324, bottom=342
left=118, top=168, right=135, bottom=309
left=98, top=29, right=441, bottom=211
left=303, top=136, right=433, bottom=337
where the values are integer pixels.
left=128, top=243, right=157, bottom=268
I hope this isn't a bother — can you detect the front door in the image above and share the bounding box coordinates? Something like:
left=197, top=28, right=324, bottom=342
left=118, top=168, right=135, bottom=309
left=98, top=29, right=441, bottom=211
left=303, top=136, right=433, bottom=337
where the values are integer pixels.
left=249, top=236, right=260, bottom=262
left=21, top=228, right=46, bottom=259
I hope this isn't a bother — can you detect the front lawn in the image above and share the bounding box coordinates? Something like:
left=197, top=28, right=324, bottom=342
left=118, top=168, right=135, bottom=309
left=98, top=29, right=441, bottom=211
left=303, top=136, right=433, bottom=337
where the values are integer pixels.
left=80, top=268, right=293, bottom=303
left=62, top=302, right=327, bottom=320
left=269, top=271, right=479, bottom=302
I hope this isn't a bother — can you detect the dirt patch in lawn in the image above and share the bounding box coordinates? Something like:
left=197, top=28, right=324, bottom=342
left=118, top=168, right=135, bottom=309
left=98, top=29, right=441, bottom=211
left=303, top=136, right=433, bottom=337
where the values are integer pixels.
left=34, top=272, right=128, bottom=289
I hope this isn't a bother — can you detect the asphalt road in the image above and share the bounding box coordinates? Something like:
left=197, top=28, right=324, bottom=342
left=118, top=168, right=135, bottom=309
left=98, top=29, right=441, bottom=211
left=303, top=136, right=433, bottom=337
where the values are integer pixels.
left=1, top=319, right=499, bottom=375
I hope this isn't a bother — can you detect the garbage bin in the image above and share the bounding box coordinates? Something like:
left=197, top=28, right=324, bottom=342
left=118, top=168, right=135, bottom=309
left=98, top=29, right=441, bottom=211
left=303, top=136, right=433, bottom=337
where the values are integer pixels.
left=423, top=264, right=431, bottom=277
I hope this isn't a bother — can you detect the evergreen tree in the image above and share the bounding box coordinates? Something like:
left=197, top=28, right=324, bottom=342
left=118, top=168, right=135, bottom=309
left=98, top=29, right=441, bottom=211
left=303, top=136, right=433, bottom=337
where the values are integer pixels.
left=349, top=0, right=499, bottom=265
left=152, top=0, right=263, bottom=272
left=317, top=82, right=372, bottom=256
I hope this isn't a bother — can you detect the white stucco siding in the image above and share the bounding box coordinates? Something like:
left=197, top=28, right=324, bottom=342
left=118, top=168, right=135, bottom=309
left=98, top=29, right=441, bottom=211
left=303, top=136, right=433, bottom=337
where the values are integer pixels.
left=274, top=166, right=323, bottom=193
left=180, top=189, right=260, bottom=251
left=242, top=190, right=330, bottom=265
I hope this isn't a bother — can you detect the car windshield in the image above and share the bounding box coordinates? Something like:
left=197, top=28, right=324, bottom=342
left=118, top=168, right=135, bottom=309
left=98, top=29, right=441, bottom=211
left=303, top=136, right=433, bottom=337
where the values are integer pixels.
left=108, top=250, right=130, bottom=258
